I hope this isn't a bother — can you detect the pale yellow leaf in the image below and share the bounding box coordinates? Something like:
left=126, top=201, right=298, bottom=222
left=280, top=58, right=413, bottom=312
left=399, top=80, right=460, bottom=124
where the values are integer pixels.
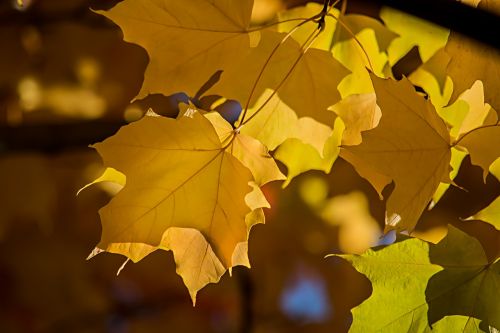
left=210, top=31, right=348, bottom=127
left=408, top=48, right=453, bottom=108
left=380, top=7, right=450, bottom=65
left=468, top=196, right=500, bottom=230
left=240, top=90, right=298, bottom=151
left=205, top=110, right=286, bottom=185
left=275, top=117, right=344, bottom=187
left=333, top=29, right=389, bottom=97
left=277, top=3, right=337, bottom=50
left=330, top=93, right=381, bottom=146
left=77, top=167, right=125, bottom=196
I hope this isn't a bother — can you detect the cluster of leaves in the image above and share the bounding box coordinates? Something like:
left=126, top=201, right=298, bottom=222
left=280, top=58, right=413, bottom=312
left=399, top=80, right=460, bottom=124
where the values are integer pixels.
left=80, top=0, right=500, bottom=330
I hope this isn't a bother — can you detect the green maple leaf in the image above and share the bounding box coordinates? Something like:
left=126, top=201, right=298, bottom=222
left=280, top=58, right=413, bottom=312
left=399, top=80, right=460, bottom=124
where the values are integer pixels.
left=332, top=226, right=500, bottom=332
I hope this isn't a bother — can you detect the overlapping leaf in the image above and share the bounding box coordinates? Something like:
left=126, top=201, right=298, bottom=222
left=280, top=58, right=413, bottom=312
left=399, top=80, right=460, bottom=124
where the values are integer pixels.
left=334, top=226, right=500, bottom=332
left=380, top=7, right=450, bottom=65
left=330, top=93, right=381, bottom=146
left=93, top=112, right=253, bottom=266
left=88, top=111, right=282, bottom=301
left=209, top=30, right=348, bottom=127
left=343, top=74, right=451, bottom=232
left=457, top=120, right=500, bottom=181
left=97, top=0, right=256, bottom=99
left=432, top=81, right=493, bottom=205
left=467, top=196, right=500, bottom=230
left=275, top=117, right=344, bottom=186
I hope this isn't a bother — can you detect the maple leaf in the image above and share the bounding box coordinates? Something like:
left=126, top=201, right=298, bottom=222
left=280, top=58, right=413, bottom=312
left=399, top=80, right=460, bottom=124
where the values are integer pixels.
left=276, top=3, right=397, bottom=52
left=431, top=81, right=494, bottom=205
left=93, top=112, right=253, bottom=268
left=343, top=74, right=451, bottom=232
left=76, top=167, right=125, bottom=196
left=332, top=226, right=500, bottom=332
left=276, top=3, right=338, bottom=51
left=336, top=14, right=398, bottom=52
left=330, top=93, right=381, bottom=146
left=203, top=109, right=286, bottom=186
left=275, top=117, right=344, bottom=186
left=332, top=28, right=390, bottom=97
left=87, top=109, right=281, bottom=303
left=209, top=30, right=348, bottom=127
left=467, top=196, right=500, bottom=230
left=445, top=0, right=500, bottom=111
left=380, top=7, right=449, bottom=65
left=239, top=91, right=298, bottom=151
left=88, top=182, right=268, bottom=304
left=408, top=48, right=453, bottom=107
left=457, top=122, right=500, bottom=181
left=97, top=0, right=257, bottom=99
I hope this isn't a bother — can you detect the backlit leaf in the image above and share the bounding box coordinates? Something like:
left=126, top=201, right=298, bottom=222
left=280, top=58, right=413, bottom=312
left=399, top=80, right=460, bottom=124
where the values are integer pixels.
left=343, top=74, right=451, bottom=232
left=275, top=117, right=344, bottom=186
left=334, top=226, right=500, bottom=332
left=210, top=31, right=348, bottom=127
left=97, top=0, right=256, bottom=99
left=93, top=112, right=253, bottom=271
left=380, top=7, right=449, bottom=65
left=468, top=196, right=500, bottom=230
left=457, top=120, right=500, bottom=181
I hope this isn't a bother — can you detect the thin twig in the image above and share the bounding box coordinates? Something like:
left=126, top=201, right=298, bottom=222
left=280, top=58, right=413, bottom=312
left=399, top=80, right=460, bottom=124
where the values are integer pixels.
left=238, top=14, right=323, bottom=126
left=451, top=122, right=500, bottom=147
left=241, top=28, right=323, bottom=126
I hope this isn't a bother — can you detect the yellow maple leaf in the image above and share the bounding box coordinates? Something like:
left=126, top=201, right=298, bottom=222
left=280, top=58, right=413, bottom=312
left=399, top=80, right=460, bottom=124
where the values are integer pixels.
left=408, top=48, right=453, bottom=108
left=88, top=109, right=283, bottom=303
left=380, top=7, right=449, bottom=65
left=333, top=28, right=390, bottom=97
left=336, top=14, right=399, bottom=52
left=275, top=117, right=344, bottom=186
left=204, top=110, right=286, bottom=186
left=276, top=3, right=338, bottom=50
left=431, top=81, right=494, bottom=205
left=97, top=0, right=257, bottom=99
left=88, top=182, right=268, bottom=305
left=239, top=91, right=298, bottom=151
left=467, top=196, right=500, bottom=230
left=93, top=112, right=253, bottom=267
left=330, top=93, right=381, bottom=146
left=209, top=31, right=348, bottom=127
left=343, top=74, right=452, bottom=232
left=456, top=116, right=500, bottom=181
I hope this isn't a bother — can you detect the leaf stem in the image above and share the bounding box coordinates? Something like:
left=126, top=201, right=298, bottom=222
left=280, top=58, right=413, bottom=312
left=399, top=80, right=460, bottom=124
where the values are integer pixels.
left=247, top=18, right=311, bottom=33
left=451, top=121, right=500, bottom=147
left=327, top=13, right=375, bottom=72
left=238, top=15, right=322, bottom=126
left=241, top=28, right=322, bottom=126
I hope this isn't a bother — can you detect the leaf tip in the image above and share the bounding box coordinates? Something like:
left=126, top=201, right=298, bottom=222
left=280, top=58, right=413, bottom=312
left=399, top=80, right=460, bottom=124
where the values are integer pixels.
left=86, top=247, right=104, bottom=260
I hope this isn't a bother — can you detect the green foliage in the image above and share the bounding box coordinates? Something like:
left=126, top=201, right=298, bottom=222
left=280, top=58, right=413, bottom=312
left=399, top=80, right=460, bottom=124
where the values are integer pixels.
left=334, top=226, right=499, bottom=332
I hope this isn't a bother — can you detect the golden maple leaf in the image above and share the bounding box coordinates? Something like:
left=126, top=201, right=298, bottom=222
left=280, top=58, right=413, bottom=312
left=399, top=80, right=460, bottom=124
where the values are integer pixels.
left=343, top=74, right=452, bottom=232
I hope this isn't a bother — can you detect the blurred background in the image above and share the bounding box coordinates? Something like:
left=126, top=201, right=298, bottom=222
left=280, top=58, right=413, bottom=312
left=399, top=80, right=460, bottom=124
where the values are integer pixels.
left=1, top=0, right=499, bottom=332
